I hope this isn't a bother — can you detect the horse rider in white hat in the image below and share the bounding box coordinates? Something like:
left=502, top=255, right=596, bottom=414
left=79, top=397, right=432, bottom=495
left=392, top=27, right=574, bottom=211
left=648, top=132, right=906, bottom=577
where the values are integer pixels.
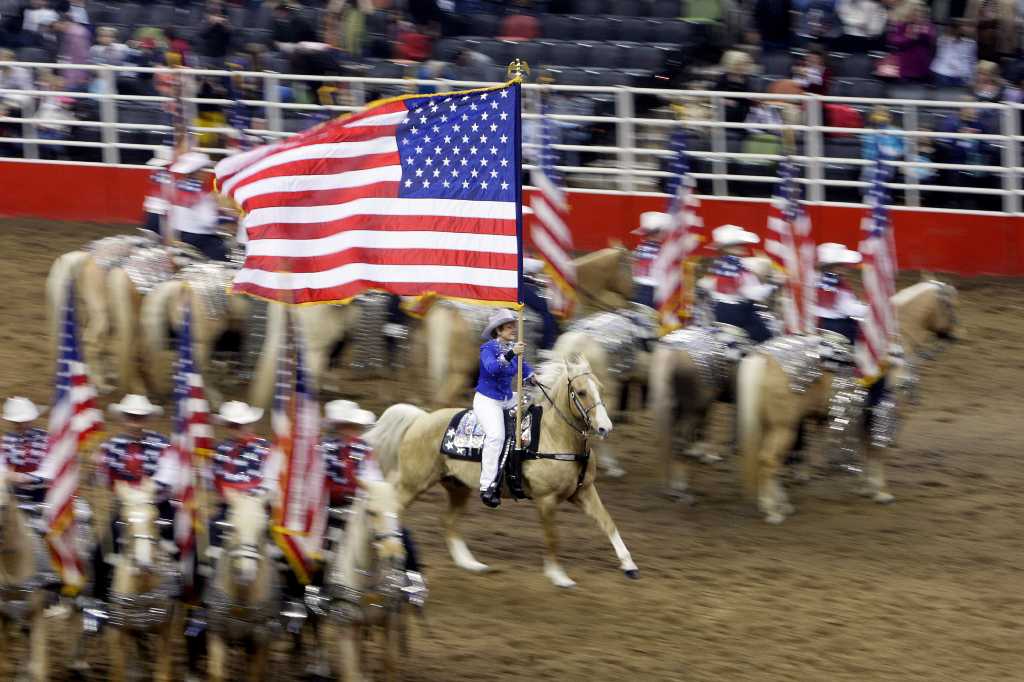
left=1, top=396, right=49, bottom=503
left=704, top=224, right=776, bottom=343
left=474, top=309, right=536, bottom=508
left=632, top=211, right=672, bottom=308
left=320, top=399, right=425, bottom=581
left=142, top=145, right=174, bottom=236
left=522, top=257, right=560, bottom=350
left=814, top=242, right=869, bottom=346
left=167, top=150, right=230, bottom=262
left=92, top=394, right=175, bottom=602
left=206, top=401, right=274, bottom=553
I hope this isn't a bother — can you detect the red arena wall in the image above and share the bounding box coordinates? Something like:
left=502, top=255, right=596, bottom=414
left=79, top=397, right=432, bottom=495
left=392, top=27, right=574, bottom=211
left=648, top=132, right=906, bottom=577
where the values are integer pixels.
left=2, top=161, right=1021, bottom=276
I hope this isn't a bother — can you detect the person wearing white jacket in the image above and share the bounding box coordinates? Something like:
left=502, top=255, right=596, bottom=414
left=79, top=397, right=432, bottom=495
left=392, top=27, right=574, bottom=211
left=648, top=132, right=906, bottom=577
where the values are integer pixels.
left=836, top=0, right=887, bottom=52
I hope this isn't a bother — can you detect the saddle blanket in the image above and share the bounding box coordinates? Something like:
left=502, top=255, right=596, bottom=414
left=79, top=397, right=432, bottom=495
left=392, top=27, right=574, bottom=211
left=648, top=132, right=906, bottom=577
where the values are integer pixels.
left=440, top=405, right=542, bottom=461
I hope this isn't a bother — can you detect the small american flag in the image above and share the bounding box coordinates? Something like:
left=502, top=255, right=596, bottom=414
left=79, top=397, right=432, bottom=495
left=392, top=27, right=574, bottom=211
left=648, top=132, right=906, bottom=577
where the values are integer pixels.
left=39, top=282, right=102, bottom=595
left=651, top=128, right=702, bottom=331
left=765, top=157, right=817, bottom=334
left=169, top=301, right=214, bottom=587
left=214, top=83, right=523, bottom=307
left=271, top=310, right=326, bottom=585
left=857, top=161, right=899, bottom=378
left=529, top=94, right=575, bottom=318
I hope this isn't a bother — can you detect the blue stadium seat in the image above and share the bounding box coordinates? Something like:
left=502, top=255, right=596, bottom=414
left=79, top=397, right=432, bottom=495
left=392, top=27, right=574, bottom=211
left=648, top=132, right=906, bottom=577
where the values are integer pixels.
left=624, top=44, right=663, bottom=71
left=148, top=3, right=174, bottom=28
left=469, top=14, right=500, bottom=37
left=658, top=19, right=692, bottom=44
left=477, top=40, right=512, bottom=65
left=761, top=51, right=793, bottom=77
left=620, top=17, right=651, bottom=42
left=15, top=47, right=51, bottom=63
left=544, top=40, right=585, bottom=67
left=831, top=52, right=874, bottom=79
left=609, top=0, right=649, bottom=15
left=651, top=0, right=681, bottom=18
left=434, top=38, right=464, bottom=61
left=586, top=42, right=624, bottom=68
left=574, top=0, right=606, bottom=14
left=581, top=17, right=617, bottom=41
left=541, top=14, right=573, bottom=39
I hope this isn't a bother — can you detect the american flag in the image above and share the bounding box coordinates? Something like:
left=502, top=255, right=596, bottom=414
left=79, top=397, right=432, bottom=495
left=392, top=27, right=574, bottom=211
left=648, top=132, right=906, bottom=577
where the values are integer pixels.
left=857, top=160, right=899, bottom=378
left=271, top=309, right=326, bottom=585
left=39, top=282, right=102, bottom=595
left=650, top=128, right=702, bottom=331
left=529, top=94, right=575, bottom=318
left=169, top=301, right=214, bottom=587
left=765, top=156, right=817, bottom=334
left=214, top=83, right=523, bottom=307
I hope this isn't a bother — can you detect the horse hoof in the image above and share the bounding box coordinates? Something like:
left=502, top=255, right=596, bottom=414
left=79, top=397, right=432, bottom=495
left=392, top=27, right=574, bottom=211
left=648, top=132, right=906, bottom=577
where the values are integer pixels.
left=552, top=577, right=577, bottom=589
left=874, top=491, right=895, bottom=504
left=623, top=569, right=640, bottom=580
left=664, top=488, right=696, bottom=506
left=699, top=452, right=722, bottom=465
left=458, top=560, right=490, bottom=574
left=779, top=502, right=796, bottom=516
left=765, top=512, right=786, bottom=525
left=601, top=465, right=627, bottom=480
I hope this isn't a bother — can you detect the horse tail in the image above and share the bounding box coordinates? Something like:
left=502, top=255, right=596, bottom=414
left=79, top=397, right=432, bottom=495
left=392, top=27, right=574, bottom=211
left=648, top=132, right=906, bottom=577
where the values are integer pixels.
left=46, top=251, right=90, bottom=345
left=737, top=352, right=766, bottom=500
left=249, top=302, right=286, bottom=408
left=648, top=344, right=678, bottom=449
left=365, top=404, right=426, bottom=478
left=138, top=278, right=183, bottom=395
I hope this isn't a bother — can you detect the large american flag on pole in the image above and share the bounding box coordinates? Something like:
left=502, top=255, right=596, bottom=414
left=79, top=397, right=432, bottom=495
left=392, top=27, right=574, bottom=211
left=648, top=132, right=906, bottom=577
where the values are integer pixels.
left=765, top=156, right=816, bottom=334
left=39, top=282, right=102, bottom=595
left=529, top=94, right=575, bottom=318
left=271, top=309, right=327, bottom=585
left=169, top=299, right=213, bottom=587
left=651, top=128, right=702, bottom=332
left=857, top=160, right=899, bottom=378
left=214, top=83, right=523, bottom=307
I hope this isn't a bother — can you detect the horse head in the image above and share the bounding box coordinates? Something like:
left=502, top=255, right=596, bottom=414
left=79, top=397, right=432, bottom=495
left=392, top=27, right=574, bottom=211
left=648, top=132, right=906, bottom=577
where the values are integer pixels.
left=360, top=480, right=405, bottom=570
left=542, top=354, right=613, bottom=439
left=927, top=281, right=960, bottom=342
left=221, top=489, right=271, bottom=589
left=115, top=479, right=159, bottom=572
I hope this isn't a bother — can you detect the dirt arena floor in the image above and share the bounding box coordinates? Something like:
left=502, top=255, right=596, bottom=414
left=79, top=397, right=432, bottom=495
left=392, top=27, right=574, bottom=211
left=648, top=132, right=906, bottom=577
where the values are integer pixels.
left=1, top=218, right=1021, bottom=681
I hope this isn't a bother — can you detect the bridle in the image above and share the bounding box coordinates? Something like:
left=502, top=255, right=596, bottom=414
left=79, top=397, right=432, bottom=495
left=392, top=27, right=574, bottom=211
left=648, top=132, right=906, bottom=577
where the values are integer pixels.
left=534, top=370, right=606, bottom=438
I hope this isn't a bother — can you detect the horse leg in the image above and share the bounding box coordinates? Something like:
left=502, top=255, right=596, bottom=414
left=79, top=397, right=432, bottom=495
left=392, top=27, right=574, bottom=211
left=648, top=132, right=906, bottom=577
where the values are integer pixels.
left=758, top=426, right=797, bottom=524
left=29, top=605, right=47, bottom=682
left=153, top=608, right=178, bottom=682
left=441, top=479, right=489, bottom=573
left=535, top=494, right=575, bottom=588
left=862, top=444, right=895, bottom=504
left=340, top=624, right=364, bottom=682
left=249, top=640, right=269, bottom=682
left=0, top=619, right=8, bottom=680
left=208, top=633, right=227, bottom=682
left=570, top=484, right=639, bottom=579
left=106, top=628, right=126, bottom=682
left=384, top=609, right=401, bottom=682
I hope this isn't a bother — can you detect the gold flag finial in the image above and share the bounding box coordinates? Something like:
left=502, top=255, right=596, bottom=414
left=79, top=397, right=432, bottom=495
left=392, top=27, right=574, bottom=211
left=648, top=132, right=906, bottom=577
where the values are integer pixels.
left=507, top=59, right=530, bottom=82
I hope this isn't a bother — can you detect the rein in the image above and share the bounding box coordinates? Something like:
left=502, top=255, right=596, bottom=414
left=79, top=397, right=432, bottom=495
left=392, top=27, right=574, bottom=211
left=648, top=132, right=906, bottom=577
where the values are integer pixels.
left=533, top=372, right=602, bottom=438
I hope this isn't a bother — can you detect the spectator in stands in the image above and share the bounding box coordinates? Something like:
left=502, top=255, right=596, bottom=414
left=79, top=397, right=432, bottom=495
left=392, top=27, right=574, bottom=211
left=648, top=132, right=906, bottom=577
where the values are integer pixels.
left=55, top=0, right=87, bottom=27
left=499, top=11, right=540, bottom=40
left=836, top=0, right=887, bottom=52
left=971, top=59, right=1004, bottom=102
left=36, top=70, right=74, bottom=159
left=755, top=0, right=793, bottom=50
left=936, top=103, right=995, bottom=192
left=415, top=59, right=454, bottom=94
left=861, top=106, right=903, bottom=180
left=792, top=44, right=831, bottom=94
left=965, top=0, right=1019, bottom=61
left=407, top=0, right=442, bottom=35
left=22, top=0, right=57, bottom=36
left=90, top=26, right=129, bottom=66
left=54, top=14, right=90, bottom=89
left=164, top=28, right=191, bottom=66
left=931, top=20, right=976, bottom=87
left=794, top=0, right=842, bottom=47
left=198, top=5, right=232, bottom=63
left=715, top=50, right=755, bottom=124
left=0, top=48, right=33, bottom=114
left=324, top=0, right=374, bottom=56
left=886, top=1, right=936, bottom=82
left=882, top=0, right=918, bottom=22
left=272, top=1, right=318, bottom=52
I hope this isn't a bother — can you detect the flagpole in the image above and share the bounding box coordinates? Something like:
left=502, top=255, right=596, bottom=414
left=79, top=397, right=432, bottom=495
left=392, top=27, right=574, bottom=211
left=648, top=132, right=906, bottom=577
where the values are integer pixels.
left=509, top=58, right=528, bottom=452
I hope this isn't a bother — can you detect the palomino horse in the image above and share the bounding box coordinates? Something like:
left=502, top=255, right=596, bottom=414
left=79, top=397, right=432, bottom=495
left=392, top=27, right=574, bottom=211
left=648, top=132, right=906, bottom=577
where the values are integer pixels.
left=206, top=490, right=277, bottom=682
left=573, top=244, right=635, bottom=314
left=322, top=480, right=410, bottom=682
left=141, top=263, right=249, bottom=405
left=368, top=356, right=638, bottom=588
left=737, top=280, right=960, bottom=524
left=0, top=467, right=50, bottom=682
left=105, top=480, right=179, bottom=681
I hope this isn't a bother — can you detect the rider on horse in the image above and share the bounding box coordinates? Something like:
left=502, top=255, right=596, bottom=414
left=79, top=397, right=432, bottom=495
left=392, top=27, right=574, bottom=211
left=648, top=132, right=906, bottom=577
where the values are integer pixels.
left=705, top=225, right=775, bottom=343
left=142, top=146, right=173, bottom=235
left=92, top=394, right=175, bottom=601
left=160, top=151, right=230, bottom=262
left=522, top=258, right=560, bottom=350
left=475, top=309, right=536, bottom=509
left=1, top=397, right=48, bottom=504
left=631, top=211, right=672, bottom=309
left=206, top=401, right=273, bottom=557
left=321, top=400, right=423, bottom=579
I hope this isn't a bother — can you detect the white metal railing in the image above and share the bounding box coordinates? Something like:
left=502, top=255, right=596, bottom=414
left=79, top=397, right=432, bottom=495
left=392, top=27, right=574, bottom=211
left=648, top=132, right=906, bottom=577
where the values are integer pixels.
left=0, top=61, right=1020, bottom=213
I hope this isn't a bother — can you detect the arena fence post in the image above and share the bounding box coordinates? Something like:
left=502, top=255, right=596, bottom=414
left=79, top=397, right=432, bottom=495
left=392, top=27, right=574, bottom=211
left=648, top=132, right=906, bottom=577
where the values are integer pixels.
left=904, top=105, right=920, bottom=208
left=805, top=97, right=824, bottom=204
left=710, top=95, right=728, bottom=198
left=1002, top=104, right=1020, bottom=214
left=615, top=87, right=634, bottom=193
left=99, top=67, right=119, bottom=165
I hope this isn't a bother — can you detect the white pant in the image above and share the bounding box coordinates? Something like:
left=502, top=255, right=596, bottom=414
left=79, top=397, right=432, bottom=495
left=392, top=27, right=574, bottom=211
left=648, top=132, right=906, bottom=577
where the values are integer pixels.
left=473, top=392, right=515, bottom=491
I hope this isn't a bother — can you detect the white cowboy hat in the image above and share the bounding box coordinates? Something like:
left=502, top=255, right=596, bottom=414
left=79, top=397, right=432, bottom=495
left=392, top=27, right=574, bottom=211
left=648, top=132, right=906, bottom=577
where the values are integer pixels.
left=2, top=397, right=45, bottom=423
left=712, top=224, right=760, bottom=248
left=146, top=146, right=173, bottom=167
left=523, top=257, right=545, bottom=275
left=817, top=242, right=862, bottom=267
left=324, top=400, right=376, bottom=426
left=170, top=151, right=211, bottom=174
left=631, top=211, right=672, bottom=236
left=110, top=394, right=163, bottom=418
left=481, top=308, right=517, bottom=340
left=216, top=400, right=264, bottom=425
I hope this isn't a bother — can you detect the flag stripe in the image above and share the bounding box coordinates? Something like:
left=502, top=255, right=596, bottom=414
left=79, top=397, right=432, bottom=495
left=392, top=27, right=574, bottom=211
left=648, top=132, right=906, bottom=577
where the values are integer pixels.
left=249, top=215, right=516, bottom=242
left=246, top=229, right=518, bottom=258
left=236, top=166, right=404, bottom=206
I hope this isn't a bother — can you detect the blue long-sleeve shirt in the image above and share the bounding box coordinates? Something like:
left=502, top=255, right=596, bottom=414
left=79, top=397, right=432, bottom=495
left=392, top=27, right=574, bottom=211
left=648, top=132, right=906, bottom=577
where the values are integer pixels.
left=475, top=339, right=533, bottom=401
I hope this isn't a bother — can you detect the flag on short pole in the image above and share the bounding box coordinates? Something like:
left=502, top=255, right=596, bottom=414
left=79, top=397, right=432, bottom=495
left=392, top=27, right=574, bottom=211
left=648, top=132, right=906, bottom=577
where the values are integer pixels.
left=270, top=309, right=327, bottom=585
left=213, top=82, right=524, bottom=308
left=39, top=282, right=102, bottom=595
left=765, top=156, right=817, bottom=334
left=169, top=299, right=214, bottom=586
left=529, top=93, right=576, bottom=319
left=857, top=160, right=899, bottom=379
left=651, top=127, right=702, bottom=332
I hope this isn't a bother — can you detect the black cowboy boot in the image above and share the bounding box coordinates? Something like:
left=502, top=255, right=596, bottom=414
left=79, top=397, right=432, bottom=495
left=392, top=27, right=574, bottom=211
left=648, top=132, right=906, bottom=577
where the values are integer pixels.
left=480, top=483, right=501, bottom=508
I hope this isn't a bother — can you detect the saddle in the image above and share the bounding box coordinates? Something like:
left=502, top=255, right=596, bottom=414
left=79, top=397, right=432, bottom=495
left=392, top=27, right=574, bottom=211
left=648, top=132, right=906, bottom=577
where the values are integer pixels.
left=440, top=405, right=587, bottom=500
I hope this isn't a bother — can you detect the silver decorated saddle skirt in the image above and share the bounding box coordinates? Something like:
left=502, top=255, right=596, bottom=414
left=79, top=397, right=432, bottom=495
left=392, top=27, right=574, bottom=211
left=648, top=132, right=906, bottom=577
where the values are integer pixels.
left=440, top=407, right=538, bottom=461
